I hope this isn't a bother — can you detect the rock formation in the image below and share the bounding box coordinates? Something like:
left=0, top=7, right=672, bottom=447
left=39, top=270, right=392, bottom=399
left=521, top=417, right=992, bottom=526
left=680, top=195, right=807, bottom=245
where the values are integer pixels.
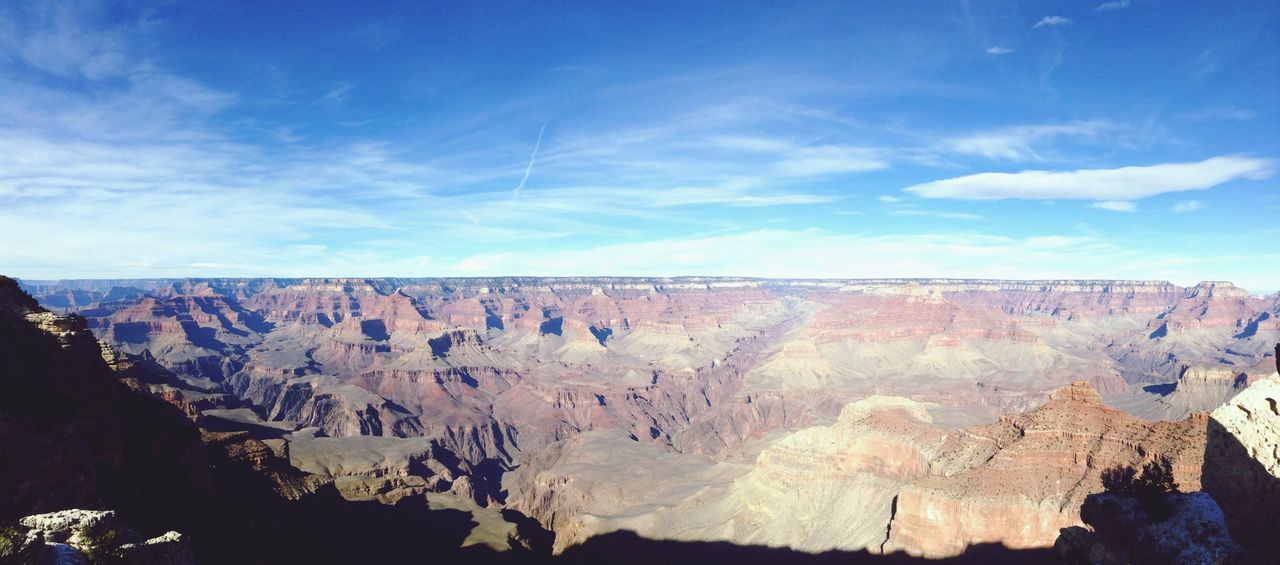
left=882, top=382, right=1206, bottom=557
left=1201, top=368, right=1280, bottom=554
left=511, top=380, right=1209, bottom=558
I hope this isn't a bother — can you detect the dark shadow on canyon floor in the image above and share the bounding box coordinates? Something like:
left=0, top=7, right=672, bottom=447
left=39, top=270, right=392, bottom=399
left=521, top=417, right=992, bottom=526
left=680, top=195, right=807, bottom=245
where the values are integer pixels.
left=553, top=531, right=1053, bottom=565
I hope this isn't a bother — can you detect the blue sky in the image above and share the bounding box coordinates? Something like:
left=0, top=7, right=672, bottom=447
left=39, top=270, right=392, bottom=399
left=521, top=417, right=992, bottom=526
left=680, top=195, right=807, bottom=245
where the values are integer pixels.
left=1, top=1, right=1277, bottom=290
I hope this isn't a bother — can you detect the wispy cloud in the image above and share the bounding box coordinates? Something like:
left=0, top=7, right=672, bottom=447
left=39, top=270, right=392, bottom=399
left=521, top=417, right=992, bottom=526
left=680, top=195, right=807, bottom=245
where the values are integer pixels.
left=905, top=156, right=1274, bottom=200
left=1172, top=200, right=1203, bottom=213
left=436, top=228, right=1230, bottom=283
left=878, top=195, right=901, bottom=203
left=941, top=120, right=1112, bottom=161
left=1032, top=16, right=1072, bottom=29
left=986, top=46, right=1015, bottom=55
left=1180, top=106, right=1257, bottom=122
left=0, top=2, right=133, bottom=80
left=888, top=209, right=985, bottom=221
left=1093, top=0, right=1131, bottom=12
left=1092, top=201, right=1136, bottom=212
left=442, top=230, right=1102, bottom=278
left=770, top=146, right=887, bottom=176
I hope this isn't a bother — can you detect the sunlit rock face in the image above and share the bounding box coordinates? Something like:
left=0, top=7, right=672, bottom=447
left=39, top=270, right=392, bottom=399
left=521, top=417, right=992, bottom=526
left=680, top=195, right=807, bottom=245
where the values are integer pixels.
left=507, top=396, right=949, bottom=555
left=882, top=381, right=1207, bottom=557
left=511, top=381, right=1211, bottom=558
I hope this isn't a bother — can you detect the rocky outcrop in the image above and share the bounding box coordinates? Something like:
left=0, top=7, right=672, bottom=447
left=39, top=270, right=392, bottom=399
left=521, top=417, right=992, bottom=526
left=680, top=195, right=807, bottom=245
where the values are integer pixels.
left=0, top=276, right=214, bottom=522
left=284, top=429, right=491, bottom=504
left=2, top=509, right=194, bottom=565
left=1201, top=369, right=1280, bottom=553
left=1054, top=492, right=1244, bottom=563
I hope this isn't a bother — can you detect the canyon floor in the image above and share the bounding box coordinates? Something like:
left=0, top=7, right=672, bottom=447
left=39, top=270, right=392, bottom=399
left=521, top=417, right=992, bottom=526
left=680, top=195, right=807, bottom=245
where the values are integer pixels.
left=5, top=276, right=1279, bottom=562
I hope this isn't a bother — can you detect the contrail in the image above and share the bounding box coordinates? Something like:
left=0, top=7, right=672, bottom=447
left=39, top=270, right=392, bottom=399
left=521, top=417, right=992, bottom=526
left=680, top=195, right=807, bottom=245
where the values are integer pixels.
left=512, top=122, right=546, bottom=202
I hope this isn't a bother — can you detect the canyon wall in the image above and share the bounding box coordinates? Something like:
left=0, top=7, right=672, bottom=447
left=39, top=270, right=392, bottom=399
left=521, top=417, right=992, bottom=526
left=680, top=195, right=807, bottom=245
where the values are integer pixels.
left=14, top=276, right=1280, bottom=558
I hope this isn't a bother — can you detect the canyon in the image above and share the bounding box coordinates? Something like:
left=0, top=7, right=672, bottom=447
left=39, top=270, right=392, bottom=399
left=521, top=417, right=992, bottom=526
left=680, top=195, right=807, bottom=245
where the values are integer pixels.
left=6, top=276, right=1280, bottom=561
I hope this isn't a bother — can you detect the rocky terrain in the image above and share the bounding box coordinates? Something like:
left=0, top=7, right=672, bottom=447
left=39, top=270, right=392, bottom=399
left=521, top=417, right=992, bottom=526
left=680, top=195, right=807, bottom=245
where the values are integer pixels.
left=1054, top=367, right=1280, bottom=563
left=8, top=275, right=1280, bottom=561
left=1, top=509, right=194, bottom=565
left=22, top=278, right=1278, bottom=445
left=1201, top=366, right=1280, bottom=554
left=508, top=381, right=1209, bottom=557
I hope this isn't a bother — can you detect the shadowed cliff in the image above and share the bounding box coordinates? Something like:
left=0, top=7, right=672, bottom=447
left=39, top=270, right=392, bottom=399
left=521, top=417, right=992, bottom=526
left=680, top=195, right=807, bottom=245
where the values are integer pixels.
left=0, top=275, right=533, bottom=564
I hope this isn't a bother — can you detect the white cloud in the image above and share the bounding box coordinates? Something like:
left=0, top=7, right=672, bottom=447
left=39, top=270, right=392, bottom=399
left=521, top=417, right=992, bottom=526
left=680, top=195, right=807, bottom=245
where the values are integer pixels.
left=1172, top=200, right=1204, bottom=213
left=986, top=46, right=1015, bottom=55
left=1094, top=0, right=1131, bottom=11
left=1092, top=201, right=1136, bottom=212
left=1032, top=16, right=1072, bottom=29
left=878, top=195, right=901, bottom=203
left=904, top=156, right=1275, bottom=200
left=941, top=120, right=1111, bottom=160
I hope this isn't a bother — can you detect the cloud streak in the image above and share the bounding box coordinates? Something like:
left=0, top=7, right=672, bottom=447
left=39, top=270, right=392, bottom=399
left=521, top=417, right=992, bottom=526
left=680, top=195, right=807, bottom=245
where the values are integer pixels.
left=511, top=122, right=547, bottom=202
left=905, top=156, right=1274, bottom=201
left=1094, top=1, right=1131, bottom=12
left=1032, top=16, right=1072, bottom=29
left=1172, top=200, right=1203, bottom=213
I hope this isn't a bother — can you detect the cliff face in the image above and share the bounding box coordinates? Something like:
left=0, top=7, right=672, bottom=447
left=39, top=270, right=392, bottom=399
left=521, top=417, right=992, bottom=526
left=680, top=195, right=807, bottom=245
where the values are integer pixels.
left=508, top=396, right=952, bottom=555
left=510, top=381, right=1210, bottom=558
left=1055, top=359, right=1280, bottom=563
